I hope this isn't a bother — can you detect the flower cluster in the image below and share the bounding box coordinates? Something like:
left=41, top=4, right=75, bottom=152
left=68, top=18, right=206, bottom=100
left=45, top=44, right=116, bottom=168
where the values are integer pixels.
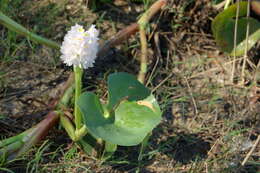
left=60, top=24, right=99, bottom=69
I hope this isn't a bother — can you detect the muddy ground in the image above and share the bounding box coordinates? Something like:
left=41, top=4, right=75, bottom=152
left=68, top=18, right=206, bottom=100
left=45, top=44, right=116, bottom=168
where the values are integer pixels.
left=0, top=0, right=259, bottom=172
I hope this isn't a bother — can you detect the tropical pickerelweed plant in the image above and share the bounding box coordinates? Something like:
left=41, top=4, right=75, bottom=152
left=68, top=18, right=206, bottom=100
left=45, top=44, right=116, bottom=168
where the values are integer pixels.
left=58, top=24, right=162, bottom=159
left=0, top=0, right=167, bottom=164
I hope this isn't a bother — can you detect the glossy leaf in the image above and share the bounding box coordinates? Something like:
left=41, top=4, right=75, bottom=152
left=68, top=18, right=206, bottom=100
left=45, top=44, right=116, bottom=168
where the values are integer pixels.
left=77, top=73, right=161, bottom=146
left=212, top=1, right=260, bottom=56
left=107, top=72, right=150, bottom=110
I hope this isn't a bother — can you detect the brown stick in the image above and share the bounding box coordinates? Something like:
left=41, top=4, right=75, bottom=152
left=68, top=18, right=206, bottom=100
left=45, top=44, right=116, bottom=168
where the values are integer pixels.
left=98, top=0, right=167, bottom=60
left=241, top=135, right=260, bottom=166
left=97, top=23, right=139, bottom=58
left=138, top=0, right=167, bottom=26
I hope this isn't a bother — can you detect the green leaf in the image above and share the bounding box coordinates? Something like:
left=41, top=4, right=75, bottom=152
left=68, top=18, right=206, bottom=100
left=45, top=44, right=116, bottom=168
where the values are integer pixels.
left=107, top=72, right=150, bottom=110
left=212, top=2, right=260, bottom=56
left=77, top=73, right=161, bottom=146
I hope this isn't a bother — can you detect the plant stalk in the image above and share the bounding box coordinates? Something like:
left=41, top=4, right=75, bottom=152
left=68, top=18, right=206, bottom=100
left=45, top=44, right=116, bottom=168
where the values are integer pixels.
left=73, top=66, right=83, bottom=130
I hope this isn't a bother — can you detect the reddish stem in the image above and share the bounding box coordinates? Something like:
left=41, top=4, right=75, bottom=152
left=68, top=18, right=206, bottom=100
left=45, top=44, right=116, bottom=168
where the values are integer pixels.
left=33, top=111, right=59, bottom=141
left=98, top=23, right=139, bottom=58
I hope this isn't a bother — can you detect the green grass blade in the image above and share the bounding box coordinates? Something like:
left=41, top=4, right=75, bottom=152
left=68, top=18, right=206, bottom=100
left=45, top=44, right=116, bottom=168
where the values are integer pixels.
left=0, top=11, right=60, bottom=49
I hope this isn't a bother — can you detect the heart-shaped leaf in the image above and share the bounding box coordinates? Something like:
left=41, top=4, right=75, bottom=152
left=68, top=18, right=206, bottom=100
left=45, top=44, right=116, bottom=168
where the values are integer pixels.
left=212, top=1, right=260, bottom=56
left=77, top=72, right=161, bottom=146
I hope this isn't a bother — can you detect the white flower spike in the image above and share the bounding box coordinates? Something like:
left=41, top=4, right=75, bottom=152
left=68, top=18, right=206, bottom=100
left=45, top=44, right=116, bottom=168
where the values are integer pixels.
left=60, top=24, right=99, bottom=69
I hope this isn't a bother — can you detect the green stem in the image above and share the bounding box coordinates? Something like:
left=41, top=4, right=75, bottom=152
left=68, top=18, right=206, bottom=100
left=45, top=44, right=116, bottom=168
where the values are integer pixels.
left=57, top=73, right=87, bottom=141
left=0, top=11, right=60, bottom=49
left=75, top=125, right=87, bottom=139
left=0, top=131, right=27, bottom=148
left=74, top=66, right=83, bottom=130
left=0, top=140, right=24, bottom=156
left=59, top=113, right=76, bottom=141
left=60, top=113, right=87, bottom=142
left=57, top=84, right=74, bottom=109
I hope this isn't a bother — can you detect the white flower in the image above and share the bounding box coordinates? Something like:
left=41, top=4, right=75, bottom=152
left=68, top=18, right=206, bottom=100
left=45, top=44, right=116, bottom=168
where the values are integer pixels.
left=60, top=24, right=99, bottom=69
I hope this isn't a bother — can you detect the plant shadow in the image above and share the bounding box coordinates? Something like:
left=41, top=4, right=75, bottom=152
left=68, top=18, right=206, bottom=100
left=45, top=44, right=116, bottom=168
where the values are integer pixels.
left=104, top=131, right=211, bottom=173
left=157, top=133, right=211, bottom=164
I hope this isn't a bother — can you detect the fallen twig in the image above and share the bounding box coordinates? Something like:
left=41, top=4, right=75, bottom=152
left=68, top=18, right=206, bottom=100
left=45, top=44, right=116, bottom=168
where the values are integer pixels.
left=98, top=23, right=139, bottom=58
left=241, top=135, right=260, bottom=166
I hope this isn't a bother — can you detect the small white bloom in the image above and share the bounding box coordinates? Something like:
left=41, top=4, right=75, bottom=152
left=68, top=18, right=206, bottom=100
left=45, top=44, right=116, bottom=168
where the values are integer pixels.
left=60, top=24, right=99, bottom=69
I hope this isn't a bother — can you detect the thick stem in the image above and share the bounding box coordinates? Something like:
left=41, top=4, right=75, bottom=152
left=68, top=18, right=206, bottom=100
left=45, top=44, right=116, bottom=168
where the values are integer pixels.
left=0, top=140, right=24, bottom=156
left=75, top=125, right=87, bottom=141
left=57, top=82, right=74, bottom=109
left=0, top=131, right=27, bottom=148
left=59, top=113, right=76, bottom=141
left=73, top=66, right=83, bottom=130
left=60, top=112, right=87, bottom=142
